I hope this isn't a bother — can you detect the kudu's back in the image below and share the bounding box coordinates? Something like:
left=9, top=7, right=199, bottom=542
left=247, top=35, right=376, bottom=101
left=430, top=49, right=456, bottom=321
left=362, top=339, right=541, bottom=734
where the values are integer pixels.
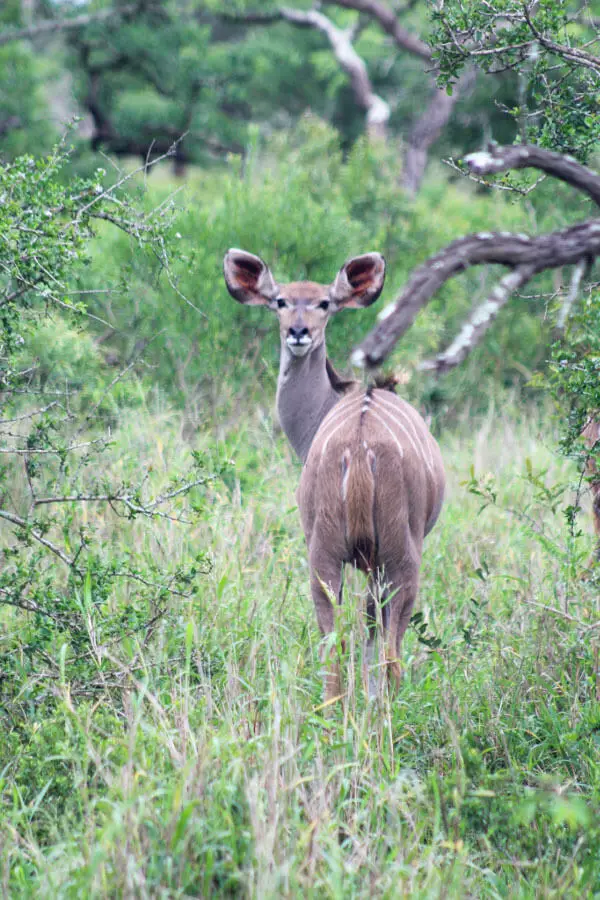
left=298, top=386, right=445, bottom=578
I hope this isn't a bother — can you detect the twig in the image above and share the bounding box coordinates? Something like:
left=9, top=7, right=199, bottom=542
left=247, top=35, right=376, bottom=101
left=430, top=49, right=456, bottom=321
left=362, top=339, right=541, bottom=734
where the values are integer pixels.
left=0, top=508, right=75, bottom=568
left=523, top=598, right=600, bottom=633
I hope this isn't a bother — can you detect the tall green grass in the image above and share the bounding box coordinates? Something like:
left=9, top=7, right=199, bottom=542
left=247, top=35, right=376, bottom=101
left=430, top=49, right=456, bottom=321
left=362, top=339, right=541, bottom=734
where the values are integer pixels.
left=1, top=391, right=599, bottom=897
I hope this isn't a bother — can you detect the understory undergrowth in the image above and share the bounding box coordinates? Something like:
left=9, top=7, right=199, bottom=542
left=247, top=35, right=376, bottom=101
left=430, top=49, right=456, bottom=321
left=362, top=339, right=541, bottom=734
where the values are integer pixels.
left=1, top=395, right=599, bottom=898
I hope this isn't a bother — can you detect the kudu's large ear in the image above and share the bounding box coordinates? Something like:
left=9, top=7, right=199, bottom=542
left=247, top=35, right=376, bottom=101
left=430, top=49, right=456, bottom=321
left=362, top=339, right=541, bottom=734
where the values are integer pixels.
left=329, top=253, right=386, bottom=309
left=223, top=249, right=279, bottom=306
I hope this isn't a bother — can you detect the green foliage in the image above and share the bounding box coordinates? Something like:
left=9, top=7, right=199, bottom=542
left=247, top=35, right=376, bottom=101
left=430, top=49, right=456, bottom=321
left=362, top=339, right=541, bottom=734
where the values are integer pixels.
left=541, top=287, right=600, bottom=498
left=432, top=0, right=600, bottom=159
left=0, top=0, right=58, bottom=160
left=0, top=142, right=211, bottom=714
left=1, top=7, right=599, bottom=892
left=80, top=118, right=553, bottom=417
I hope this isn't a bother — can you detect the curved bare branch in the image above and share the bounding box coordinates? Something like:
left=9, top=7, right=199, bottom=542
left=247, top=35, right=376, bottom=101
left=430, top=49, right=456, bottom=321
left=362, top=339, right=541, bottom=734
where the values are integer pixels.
left=352, top=222, right=600, bottom=368
left=419, top=265, right=536, bottom=373
left=352, top=144, right=600, bottom=369
left=280, top=8, right=390, bottom=137
left=464, top=144, right=600, bottom=209
left=322, top=1, right=477, bottom=192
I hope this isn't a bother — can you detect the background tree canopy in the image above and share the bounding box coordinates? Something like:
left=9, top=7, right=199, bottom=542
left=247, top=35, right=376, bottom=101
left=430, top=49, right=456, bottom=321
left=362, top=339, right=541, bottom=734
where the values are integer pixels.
left=1, top=1, right=600, bottom=895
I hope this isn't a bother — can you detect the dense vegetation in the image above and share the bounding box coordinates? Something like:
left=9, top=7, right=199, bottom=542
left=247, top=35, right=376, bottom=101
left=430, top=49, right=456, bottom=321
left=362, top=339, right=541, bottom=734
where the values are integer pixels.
left=1, top=0, right=599, bottom=895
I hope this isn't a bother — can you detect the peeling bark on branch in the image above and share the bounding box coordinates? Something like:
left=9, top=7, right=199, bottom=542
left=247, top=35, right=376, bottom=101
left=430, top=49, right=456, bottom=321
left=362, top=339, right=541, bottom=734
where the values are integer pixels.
left=419, top=265, right=536, bottom=373
left=464, top=144, right=600, bottom=208
left=352, top=145, right=600, bottom=369
left=225, top=7, right=390, bottom=138
left=280, top=8, right=390, bottom=137
left=322, top=0, right=476, bottom=193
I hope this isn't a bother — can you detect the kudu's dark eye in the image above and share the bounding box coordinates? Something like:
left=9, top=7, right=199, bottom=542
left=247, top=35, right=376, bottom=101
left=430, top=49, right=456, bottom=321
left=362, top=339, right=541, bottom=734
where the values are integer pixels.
left=319, top=300, right=330, bottom=311
left=276, top=298, right=287, bottom=309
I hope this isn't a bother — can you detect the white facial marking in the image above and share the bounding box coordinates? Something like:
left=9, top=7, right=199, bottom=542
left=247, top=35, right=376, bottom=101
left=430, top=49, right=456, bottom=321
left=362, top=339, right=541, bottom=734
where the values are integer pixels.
left=286, top=337, right=312, bottom=357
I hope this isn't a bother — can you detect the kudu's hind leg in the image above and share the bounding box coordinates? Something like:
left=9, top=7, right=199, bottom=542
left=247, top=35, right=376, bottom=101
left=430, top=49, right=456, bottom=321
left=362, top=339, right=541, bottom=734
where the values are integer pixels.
left=380, top=562, right=419, bottom=693
left=309, top=549, right=344, bottom=702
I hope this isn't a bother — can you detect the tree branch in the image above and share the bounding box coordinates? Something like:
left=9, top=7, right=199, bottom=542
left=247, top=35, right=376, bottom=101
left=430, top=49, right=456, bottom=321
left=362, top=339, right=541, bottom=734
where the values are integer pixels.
left=0, top=509, right=75, bottom=568
left=323, top=0, right=477, bottom=191
left=523, top=4, right=600, bottom=78
left=464, top=144, right=600, bottom=208
left=322, top=0, right=431, bottom=60
left=555, top=258, right=588, bottom=333
left=223, top=7, right=389, bottom=138
left=419, top=265, right=536, bottom=373
left=402, top=67, right=476, bottom=195
left=352, top=145, right=600, bottom=368
left=281, top=7, right=389, bottom=137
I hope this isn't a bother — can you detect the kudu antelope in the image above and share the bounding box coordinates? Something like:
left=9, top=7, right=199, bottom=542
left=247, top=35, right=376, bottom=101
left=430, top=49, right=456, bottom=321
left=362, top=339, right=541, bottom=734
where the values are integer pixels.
left=223, top=249, right=445, bottom=700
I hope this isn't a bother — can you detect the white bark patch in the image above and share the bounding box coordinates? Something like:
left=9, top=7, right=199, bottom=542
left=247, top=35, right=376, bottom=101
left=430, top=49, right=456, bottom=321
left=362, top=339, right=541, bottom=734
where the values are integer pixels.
left=377, top=302, right=396, bottom=322
left=367, top=95, right=391, bottom=127
left=556, top=259, right=586, bottom=331
left=351, top=349, right=366, bottom=368
left=464, top=151, right=496, bottom=172
left=424, top=266, right=534, bottom=371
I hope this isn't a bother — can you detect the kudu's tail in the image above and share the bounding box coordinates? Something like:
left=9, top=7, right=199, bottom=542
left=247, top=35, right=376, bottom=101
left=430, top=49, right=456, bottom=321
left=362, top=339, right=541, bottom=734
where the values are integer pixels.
left=341, top=446, right=377, bottom=571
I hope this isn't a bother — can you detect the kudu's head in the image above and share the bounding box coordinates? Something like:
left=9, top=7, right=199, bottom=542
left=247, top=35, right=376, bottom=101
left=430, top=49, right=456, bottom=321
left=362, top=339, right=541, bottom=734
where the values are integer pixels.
left=223, top=249, right=386, bottom=358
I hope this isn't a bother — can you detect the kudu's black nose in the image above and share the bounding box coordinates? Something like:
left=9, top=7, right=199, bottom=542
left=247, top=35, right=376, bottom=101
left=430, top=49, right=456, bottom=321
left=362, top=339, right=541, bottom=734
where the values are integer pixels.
left=288, top=326, right=309, bottom=340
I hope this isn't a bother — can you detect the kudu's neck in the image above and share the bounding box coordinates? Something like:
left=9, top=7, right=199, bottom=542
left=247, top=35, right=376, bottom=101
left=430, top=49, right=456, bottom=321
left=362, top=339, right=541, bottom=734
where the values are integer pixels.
left=276, top=340, right=350, bottom=462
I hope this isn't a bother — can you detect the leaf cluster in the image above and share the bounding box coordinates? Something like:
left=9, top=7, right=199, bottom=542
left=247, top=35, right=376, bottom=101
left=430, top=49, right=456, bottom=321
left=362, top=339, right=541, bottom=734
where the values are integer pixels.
left=432, top=0, right=600, bottom=159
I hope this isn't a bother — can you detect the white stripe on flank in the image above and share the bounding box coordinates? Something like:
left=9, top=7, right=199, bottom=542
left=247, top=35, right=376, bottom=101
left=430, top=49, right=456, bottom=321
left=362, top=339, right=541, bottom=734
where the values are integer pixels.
left=341, top=451, right=351, bottom=500
left=320, top=416, right=354, bottom=459
left=367, top=409, right=405, bottom=460
left=372, top=393, right=434, bottom=472
left=316, top=393, right=364, bottom=442
left=370, top=401, right=422, bottom=465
